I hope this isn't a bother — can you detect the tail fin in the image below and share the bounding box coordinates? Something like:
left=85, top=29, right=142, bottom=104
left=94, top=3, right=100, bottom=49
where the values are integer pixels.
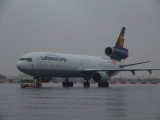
left=105, top=27, right=128, bottom=61
left=115, top=27, right=126, bottom=49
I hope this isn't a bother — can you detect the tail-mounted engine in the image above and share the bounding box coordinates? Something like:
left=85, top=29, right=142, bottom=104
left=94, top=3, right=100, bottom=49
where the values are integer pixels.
left=105, top=47, right=128, bottom=61
left=105, top=27, right=128, bottom=61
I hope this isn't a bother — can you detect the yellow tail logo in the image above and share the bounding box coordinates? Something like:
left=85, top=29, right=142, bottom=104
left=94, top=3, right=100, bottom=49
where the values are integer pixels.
left=119, top=35, right=124, bottom=47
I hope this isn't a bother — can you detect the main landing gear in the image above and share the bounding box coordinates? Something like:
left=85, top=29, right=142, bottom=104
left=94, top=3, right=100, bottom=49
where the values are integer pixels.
left=83, top=78, right=90, bottom=88
left=62, top=78, right=91, bottom=88
left=83, top=82, right=90, bottom=88
left=62, top=78, right=73, bottom=87
left=98, top=82, right=109, bottom=88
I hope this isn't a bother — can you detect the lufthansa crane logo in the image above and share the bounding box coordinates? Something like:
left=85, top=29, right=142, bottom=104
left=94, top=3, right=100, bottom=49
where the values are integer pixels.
left=119, top=35, right=124, bottom=47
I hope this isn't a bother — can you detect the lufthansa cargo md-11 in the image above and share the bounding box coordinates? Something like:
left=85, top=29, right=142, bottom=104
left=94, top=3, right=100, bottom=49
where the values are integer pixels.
left=16, top=27, right=160, bottom=88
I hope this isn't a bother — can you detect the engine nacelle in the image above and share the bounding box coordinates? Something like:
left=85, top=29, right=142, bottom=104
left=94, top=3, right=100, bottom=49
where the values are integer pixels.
left=105, top=47, right=128, bottom=60
left=93, top=72, right=110, bottom=83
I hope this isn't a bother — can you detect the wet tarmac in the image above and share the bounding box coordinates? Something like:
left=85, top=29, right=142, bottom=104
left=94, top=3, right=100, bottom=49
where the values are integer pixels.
left=0, top=83, right=160, bottom=120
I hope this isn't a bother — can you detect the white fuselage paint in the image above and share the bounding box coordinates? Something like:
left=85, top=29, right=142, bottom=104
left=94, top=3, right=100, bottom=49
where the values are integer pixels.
left=16, top=52, right=123, bottom=78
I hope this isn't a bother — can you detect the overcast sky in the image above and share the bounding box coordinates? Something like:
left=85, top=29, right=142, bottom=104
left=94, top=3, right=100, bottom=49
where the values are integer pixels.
left=0, top=0, right=160, bottom=76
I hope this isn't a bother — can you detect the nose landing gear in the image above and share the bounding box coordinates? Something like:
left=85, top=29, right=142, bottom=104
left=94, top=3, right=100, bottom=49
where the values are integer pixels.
left=33, top=77, right=42, bottom=88
left=36, top=80, right=42, bottom=88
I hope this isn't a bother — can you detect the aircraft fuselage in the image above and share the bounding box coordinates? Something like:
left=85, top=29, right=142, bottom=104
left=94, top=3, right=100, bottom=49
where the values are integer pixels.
left=17, top=52, right=122, bottom=78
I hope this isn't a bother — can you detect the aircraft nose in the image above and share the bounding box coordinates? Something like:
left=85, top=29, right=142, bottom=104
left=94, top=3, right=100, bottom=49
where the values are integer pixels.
left=16, top=61, right=23, bottom=71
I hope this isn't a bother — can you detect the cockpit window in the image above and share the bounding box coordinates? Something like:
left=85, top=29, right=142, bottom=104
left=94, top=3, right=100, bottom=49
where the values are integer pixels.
left=19, top=58, right=26, bottom=61
left=19, top=58, right=32, bottom=62
left=26, top=58, right=32, bottom=62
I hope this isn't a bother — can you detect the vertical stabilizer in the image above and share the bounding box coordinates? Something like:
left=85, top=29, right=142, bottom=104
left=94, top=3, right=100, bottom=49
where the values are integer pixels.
left=105, top=27, right=128, bottom=61
left=115, top=27, right=126, bottom=49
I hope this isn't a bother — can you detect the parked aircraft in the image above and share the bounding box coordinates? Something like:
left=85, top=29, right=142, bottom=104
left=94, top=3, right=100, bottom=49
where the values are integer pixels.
left=16, top=27, right=159, bottom=88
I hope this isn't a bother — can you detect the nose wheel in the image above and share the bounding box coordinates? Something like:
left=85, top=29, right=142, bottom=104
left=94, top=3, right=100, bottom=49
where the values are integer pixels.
left=36, top=81, right=42, bottom=88
left=35, top=80, right=42, bottom=88
left=34, top=77, right=42, bottom=88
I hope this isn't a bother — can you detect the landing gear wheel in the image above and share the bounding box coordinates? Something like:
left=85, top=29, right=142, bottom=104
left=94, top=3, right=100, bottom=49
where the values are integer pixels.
left=35, top=78, right=43, bottom=88
left=62, top=82, right=66, bottom=87
left=98, top=82, right=103, bottom=87
left=83, top=82, right=90, bottom=88
left=69, top=82, right=73, bottom=87
left=62, top=82, right=73, bottom=87
left=98, top=82, right=109, bottom=88
left=106, top=82, right=109, bottom=87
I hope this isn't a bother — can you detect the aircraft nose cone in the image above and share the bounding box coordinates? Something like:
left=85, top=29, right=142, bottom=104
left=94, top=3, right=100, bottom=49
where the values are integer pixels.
left=16, top=61, right=23, bottom=71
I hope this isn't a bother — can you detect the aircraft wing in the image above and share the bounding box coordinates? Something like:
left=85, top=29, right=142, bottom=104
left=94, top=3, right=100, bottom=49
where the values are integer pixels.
left=82, top=68, right=160, bottom=75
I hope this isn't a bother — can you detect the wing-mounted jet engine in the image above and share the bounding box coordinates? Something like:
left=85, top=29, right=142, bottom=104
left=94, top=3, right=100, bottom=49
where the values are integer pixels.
left=93, top=72, right=110, bottom=87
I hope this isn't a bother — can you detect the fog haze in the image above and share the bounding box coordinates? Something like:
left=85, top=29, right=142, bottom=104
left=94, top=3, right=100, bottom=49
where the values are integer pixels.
left=0, top=0, right=160, bottom=76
